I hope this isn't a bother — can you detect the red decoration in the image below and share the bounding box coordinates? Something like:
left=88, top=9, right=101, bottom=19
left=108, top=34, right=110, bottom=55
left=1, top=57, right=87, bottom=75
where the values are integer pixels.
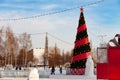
left=72, top=52, right=91, bottom=62
left=75, top=37, right=89, bottom=48
left=77, top=24, right=86, bottom=33
left=71, top=68, right=85, bottom=75
left=80, top=7, right=84, bottom=11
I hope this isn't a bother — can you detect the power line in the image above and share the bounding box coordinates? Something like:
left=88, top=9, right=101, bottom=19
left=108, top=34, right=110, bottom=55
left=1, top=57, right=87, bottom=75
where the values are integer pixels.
left=1, top=31, right=73, bottom=45
left=29, top=32, right=74, bottom=45
left=0, top=0, right=105, bottom=21
left=47, top=33, right=73, bottom=45
left=30, top=32, right=46, bottom=35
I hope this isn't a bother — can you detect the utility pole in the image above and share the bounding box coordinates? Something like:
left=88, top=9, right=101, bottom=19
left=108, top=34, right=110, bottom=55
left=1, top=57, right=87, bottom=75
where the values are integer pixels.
left=54, top=43, right=57, bottom=67
left=44, top=32, right=48, bottom=69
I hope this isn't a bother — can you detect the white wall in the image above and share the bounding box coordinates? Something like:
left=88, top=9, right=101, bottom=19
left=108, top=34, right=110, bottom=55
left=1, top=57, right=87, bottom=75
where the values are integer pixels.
left=33, top=48, right=44, bottom=65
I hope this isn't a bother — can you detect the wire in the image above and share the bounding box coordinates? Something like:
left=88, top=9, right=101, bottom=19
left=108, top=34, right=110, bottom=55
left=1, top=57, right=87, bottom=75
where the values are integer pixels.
left=30, top=32, right=46, bottom=35
left=48, top=33, right=73, bottom=45
left=0, top=31, right=73, bottom=45
left=0, top=0, right=105, bottom=21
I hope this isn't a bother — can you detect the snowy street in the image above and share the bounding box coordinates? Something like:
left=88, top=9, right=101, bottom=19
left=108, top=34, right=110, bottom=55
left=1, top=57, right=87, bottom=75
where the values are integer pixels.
left=0, top=68, right=96, bottom=80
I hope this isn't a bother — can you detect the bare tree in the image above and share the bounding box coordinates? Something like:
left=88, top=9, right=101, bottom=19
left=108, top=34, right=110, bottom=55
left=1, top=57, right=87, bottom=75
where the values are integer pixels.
left=33, top=57, right=39, bottom=66
left=19, top=32, right=32, bottom=66
left=48, top=47, right=54, bottom=67
left=0, top=26, right=33, bottom=66
left=13, top=37, right=19, bottom=66
left=5, top=27, right=15, bottom=65
left=47, top=45, right=61, bottom=67
left=0, top=27, right=5, bottom=66
left=64, top=51, right=72, bottom=63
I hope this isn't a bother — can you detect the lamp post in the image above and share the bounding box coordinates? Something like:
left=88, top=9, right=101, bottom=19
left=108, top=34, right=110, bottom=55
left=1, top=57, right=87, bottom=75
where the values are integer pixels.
left=98, top=35, right=107, bottom=47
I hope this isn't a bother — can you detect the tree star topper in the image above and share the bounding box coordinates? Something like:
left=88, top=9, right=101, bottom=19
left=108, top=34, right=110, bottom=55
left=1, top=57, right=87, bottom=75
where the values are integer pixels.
left=80, top=7, right=84, bottom=11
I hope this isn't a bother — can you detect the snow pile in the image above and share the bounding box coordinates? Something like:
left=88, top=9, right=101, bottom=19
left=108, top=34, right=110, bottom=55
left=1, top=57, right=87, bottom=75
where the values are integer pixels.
left=28, top=68, right=39, bottom=80
left=85, top=55, right=94, bottom=76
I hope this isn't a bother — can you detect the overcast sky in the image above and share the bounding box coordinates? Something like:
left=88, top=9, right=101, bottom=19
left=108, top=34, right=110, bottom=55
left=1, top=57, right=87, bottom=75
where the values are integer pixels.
left=0, top=0, right=120, bottom=52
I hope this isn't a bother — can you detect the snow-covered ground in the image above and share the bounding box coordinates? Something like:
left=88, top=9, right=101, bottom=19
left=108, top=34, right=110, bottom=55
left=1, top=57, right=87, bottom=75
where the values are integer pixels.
left=0, top=67, right=97, bottom=80
left=49, top=68, right=96, bottom=80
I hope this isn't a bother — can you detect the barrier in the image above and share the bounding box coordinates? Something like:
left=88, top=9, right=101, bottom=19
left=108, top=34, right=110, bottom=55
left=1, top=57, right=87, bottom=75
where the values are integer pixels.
left=0, top=69, right=49, bottom=78
left=0, top=70, right=29, bottom=78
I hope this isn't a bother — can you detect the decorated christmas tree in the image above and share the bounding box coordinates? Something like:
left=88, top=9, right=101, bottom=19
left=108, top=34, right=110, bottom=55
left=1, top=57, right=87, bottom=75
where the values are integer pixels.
left=71, top=8, right=91, bottom=75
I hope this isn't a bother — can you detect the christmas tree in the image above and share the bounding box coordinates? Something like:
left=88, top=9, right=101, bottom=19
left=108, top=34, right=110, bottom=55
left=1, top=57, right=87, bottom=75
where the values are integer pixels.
left=71, top=8, right=91, bottom=75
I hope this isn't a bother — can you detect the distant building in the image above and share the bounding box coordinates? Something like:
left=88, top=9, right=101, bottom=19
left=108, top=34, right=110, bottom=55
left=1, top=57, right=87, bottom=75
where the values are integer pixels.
left=33, top=48, right=44, bottom=66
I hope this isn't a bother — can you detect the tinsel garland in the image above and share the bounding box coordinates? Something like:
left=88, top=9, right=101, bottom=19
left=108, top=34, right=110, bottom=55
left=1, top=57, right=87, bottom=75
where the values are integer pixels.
left=73, top=43, right=91, bottom=56
left=71, top=59, right=87, bottom=68
left=76, top=30, right=88, bottom=40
